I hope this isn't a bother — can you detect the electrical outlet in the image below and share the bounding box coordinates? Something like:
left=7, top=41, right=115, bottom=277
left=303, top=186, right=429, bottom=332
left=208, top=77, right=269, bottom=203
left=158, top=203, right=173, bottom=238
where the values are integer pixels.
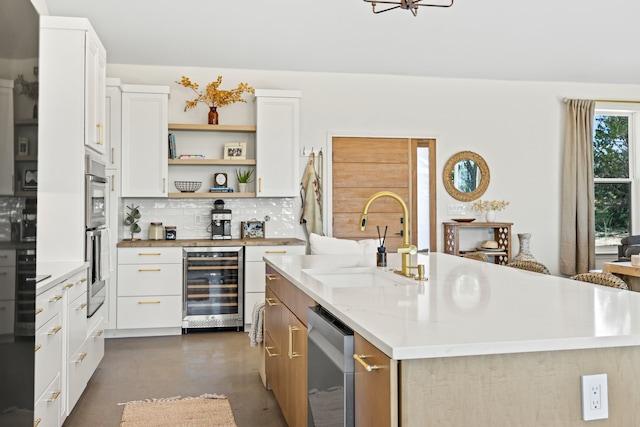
left=194, top=215, right=202, bottom=225
left=581, top=374, right=608, bottom=421
left=447, top=203, right=466, bottom=216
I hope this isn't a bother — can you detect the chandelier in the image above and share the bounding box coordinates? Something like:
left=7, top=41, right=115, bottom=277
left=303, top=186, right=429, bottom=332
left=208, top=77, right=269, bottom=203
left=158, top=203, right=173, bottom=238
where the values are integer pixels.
left=363, top=0, right=454, bottom=16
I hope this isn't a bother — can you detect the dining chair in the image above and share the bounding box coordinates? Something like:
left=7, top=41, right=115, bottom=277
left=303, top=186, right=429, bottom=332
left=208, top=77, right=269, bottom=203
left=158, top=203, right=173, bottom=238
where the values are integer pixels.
left=506, top=260, right=551, bottom=275
left=570, top=272, right=629, bottom=290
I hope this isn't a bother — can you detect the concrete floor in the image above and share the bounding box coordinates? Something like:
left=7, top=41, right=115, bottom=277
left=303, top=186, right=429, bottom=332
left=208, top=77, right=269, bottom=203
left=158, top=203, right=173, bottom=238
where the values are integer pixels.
left=63, top=331, right=287, bottom=427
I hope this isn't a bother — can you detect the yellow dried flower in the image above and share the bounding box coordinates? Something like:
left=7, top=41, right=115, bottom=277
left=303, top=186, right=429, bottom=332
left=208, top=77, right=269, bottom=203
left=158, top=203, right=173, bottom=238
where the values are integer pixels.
left=176, top=75, right=255, bottom=111
left=472, top=199, right=510, bottom=212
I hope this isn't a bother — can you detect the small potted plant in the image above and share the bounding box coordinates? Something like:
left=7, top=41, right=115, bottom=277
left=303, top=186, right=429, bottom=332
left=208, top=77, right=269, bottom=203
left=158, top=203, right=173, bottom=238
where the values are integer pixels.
left=235, top=168, right=254, bottom=193
left=124, top=204, right=141, bottom=240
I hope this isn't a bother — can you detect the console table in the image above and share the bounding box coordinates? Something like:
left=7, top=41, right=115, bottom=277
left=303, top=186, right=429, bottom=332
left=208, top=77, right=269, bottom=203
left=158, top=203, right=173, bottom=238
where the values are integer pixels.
left=443, top=221, right=513, bottom=264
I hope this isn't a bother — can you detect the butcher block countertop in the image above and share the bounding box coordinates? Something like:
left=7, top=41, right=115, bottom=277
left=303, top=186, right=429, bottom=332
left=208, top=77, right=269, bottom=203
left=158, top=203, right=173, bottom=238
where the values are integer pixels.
left=117, top=237, right=306, bottom=248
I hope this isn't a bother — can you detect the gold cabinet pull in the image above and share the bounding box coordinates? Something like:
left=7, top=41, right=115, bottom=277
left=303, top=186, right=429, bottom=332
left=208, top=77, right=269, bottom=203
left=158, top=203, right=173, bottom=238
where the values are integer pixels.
left=47, top=326, right=62, bottom=335
left=111, top=174, right=115, bottom=191
left=34, top=418, right=41, bottom=427
left=49, top=295, right=63, bottom=302
left=288, top=325, right=301, bottom=359
left=111, top=147, right=116, bottom=166
left=97, top=123, right=104, bottom=145
left=265, top=346, right=279, bottom=357
left=75, top=303, right=87, bottom=311
left=265, top=274, right=277, bottom=281
left=138, top=268, right=161, bottom=272
left=34, top=344, right=41, bottom=352
left=63, top=283, right=75, bottom=290
left=35, top=308, right=43, bottom=315
left=138, top=300, right=161, bottom=304
left=79, top=277, right=87, bottom=283
left=74, top=352, right=88, bottom=363
left=93, top=329, right=104, bottom=339
left=163, top=177, right=166, bottom=193
left=47, top=390, right=61, bottom=402
left=265, top=297, right=279, bottom=306
left=259, top=177, right=262, bottom=193
left=138, top=252, right=161, bottom=256
left=353, top=354, right=380, bottom=372
left=265, top=250, right=287, bottom=254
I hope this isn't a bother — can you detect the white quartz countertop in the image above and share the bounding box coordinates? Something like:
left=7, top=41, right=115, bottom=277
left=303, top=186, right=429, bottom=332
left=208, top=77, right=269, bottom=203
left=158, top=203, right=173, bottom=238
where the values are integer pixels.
left=36, top=261, right=89, bottom=294
left=263, top=252, right=640, bottom=360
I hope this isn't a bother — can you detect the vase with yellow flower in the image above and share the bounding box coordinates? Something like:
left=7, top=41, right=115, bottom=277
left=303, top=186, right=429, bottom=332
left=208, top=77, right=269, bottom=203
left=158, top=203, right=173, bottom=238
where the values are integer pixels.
left=471, top=199, right=509, bottom=222
left=176, top=75, right=254, bottom=125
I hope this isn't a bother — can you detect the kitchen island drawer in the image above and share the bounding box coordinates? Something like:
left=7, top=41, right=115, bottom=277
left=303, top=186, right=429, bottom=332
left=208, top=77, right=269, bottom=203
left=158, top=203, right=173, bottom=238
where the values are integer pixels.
left=67, top=291, right=88, bottom=356
left=34, top=373, right=61, bottom=427
left=0, top=249, right=15, bottom=267
left=35, top=312, right=62, bottom=401
left=118, top=247, right=182, bottom=265
left=36, top=283, right=65, bottom=328
left=117, top=263, right=182, bottom=296
left=0, top=266, right=15, bottom=299
left=117, top=295, right=182, bottom=329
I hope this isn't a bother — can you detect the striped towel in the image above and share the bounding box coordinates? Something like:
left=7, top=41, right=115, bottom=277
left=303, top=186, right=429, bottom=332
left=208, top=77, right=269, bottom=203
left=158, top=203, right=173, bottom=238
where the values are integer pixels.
left=248, top=300, right=265, bottom=347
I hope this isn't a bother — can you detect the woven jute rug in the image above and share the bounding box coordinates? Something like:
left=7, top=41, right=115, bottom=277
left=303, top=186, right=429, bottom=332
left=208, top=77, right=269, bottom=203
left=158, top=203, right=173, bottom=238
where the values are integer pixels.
left=119, top=393, right=237, bottom=427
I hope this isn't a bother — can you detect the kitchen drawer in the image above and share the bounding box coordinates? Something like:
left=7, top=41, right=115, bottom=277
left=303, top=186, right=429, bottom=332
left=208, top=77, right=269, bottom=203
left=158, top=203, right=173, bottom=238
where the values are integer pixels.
left=62, top=271, right=88, bottom=304
left=245, top=245, right=305, bottom=262
left=67, top=292, right=88, bottom=355
left=0, top=299, right=14, bottom=335
left=244, top=292, right=265, bottom=325
left=118, top=247, right=182, bottom=265
left=0, top=266, right=15, bottom=299
left=117, top=295, right=182, bottom=329
left=36, top=283, right=64, bottom=328
left=35, top=312, right=62, bottom=400
left=34, top=373, right=61, bottom=427
left=0, top=249, right=15, bottom=267
left=117, top=263, right=182, bottom=296
left=67, top=333, right=92, bottom=414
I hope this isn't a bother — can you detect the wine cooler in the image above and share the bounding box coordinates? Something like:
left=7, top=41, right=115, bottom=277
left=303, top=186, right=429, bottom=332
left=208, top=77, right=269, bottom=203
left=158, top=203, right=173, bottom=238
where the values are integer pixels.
left=182, top=247, right=244, bottom=330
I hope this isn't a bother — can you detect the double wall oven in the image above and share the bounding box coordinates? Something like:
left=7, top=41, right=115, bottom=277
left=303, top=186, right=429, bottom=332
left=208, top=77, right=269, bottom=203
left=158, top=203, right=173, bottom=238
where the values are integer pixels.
left=85, top=153, right=108, bottom=317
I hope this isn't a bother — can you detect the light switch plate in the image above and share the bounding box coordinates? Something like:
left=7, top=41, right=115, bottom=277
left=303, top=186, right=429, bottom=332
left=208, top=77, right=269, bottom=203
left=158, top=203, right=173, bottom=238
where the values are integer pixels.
left=447, top=203, right=466, bottom=216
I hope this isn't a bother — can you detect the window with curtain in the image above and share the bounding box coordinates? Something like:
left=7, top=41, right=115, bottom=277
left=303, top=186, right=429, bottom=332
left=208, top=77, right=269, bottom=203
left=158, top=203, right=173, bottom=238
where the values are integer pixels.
left=593, top=110, right=633, bottom=253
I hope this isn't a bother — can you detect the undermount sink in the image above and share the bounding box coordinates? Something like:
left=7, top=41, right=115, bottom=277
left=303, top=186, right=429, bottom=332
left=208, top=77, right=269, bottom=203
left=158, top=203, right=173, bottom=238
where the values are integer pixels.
left=301, top=266, right=418, bottom=288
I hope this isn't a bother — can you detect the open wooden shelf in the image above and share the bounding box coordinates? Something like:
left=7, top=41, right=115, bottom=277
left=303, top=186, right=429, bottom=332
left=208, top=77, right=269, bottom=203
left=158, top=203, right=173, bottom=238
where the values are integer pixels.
left=168, top=192, right=255, bottom=199
left=168, top=158, right=256, bottom=166
left=168, top=123, right=256, bottom=132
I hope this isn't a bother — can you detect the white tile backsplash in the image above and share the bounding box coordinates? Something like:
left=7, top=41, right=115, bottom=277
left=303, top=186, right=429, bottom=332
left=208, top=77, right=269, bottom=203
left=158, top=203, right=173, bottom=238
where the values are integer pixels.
left=123, top=197, right=298, bottom=240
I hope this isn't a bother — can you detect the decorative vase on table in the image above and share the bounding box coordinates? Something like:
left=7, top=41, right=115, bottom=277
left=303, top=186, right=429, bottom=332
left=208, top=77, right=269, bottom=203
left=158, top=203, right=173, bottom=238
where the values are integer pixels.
left=485, top=210, right=496, bottom=222
left=208, top=106, right=218, bottom=125
left=512, top=233, right=537, bottom=262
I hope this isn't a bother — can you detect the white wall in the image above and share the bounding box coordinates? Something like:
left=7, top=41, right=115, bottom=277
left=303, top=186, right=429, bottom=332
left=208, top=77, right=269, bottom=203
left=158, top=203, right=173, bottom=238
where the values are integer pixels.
left=108, top=63, right=640, bottom=275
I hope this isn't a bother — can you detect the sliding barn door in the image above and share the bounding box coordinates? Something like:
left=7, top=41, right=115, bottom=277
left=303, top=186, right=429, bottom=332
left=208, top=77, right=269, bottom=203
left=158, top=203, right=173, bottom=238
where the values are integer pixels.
left=332, top=137, right=411, bottom=251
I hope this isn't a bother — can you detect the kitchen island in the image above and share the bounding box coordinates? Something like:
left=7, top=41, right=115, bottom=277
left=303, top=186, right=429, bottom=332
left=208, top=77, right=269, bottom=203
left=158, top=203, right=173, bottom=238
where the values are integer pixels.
left=264, top=252, right=640, bottom=426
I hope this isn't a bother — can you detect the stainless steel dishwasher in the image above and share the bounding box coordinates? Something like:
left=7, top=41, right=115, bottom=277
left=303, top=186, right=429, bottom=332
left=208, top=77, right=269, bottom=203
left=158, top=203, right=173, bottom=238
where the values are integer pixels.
left=308, top=305, right=355, bottom=427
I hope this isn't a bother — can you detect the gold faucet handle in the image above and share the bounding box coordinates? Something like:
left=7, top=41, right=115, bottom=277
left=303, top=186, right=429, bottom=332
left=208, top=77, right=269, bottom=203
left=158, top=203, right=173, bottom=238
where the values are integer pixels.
left=408, top=264, right=427, bottom=281
left=397, top=244, right=418, bottom=255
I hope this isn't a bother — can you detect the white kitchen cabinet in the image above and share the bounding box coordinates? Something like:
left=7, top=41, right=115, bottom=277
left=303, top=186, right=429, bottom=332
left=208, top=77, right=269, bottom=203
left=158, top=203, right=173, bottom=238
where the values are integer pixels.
left=121, top=85, right=170, bottom=198
left=39, top=16, right=106, bottom=263
left=0, top=249, right=15, bottom=336
left=84, top=30, right=107, bottom=157
left=244, top=245, right=305, bottom=325
left=255, top=90, right=301, bottom=197
left=105, top=79, right=122, bottom=331
left=0, top=79, right=14, bottom=195
left=34, top=281, right=65, bottom=427
left=116, top=247, right=182, bottom=334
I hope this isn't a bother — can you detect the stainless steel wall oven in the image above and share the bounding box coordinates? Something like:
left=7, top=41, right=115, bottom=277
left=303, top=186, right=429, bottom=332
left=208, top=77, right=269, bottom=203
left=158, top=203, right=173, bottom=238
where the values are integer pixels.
left=85, top=153, right=108, bottom=317
left=182, top=247, right=243, bottom=330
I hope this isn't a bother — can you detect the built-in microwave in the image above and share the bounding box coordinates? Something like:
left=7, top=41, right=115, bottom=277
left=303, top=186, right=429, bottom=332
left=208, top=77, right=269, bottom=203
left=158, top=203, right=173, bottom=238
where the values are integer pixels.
left=85, top=154, right=107, bottom=230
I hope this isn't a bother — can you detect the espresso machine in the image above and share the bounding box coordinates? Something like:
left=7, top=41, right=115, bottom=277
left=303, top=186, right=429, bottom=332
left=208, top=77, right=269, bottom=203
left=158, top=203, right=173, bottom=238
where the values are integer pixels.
left=211, top=199, right=232, bottom=240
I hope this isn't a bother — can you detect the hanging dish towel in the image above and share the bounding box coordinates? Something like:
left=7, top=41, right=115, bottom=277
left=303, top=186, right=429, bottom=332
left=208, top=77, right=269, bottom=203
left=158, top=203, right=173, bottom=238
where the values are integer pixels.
left=300, top=152, right=323, bottom=236
left=248, top=300, right=264, bottom=347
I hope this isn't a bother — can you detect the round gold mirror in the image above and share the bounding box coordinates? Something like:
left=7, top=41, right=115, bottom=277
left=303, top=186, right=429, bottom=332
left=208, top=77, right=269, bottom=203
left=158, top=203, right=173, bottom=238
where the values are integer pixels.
left=442, top=151, right=490, bottom=202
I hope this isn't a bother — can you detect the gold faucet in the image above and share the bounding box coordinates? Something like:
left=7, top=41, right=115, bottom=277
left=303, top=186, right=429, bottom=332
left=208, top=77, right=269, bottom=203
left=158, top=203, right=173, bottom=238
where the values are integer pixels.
left=359, top=191, right=423, bottom=279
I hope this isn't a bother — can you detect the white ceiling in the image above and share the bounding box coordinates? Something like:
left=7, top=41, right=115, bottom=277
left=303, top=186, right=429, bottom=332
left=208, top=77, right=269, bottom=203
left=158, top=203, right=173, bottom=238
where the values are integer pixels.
left=44, top=0, right=640, bottom=85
